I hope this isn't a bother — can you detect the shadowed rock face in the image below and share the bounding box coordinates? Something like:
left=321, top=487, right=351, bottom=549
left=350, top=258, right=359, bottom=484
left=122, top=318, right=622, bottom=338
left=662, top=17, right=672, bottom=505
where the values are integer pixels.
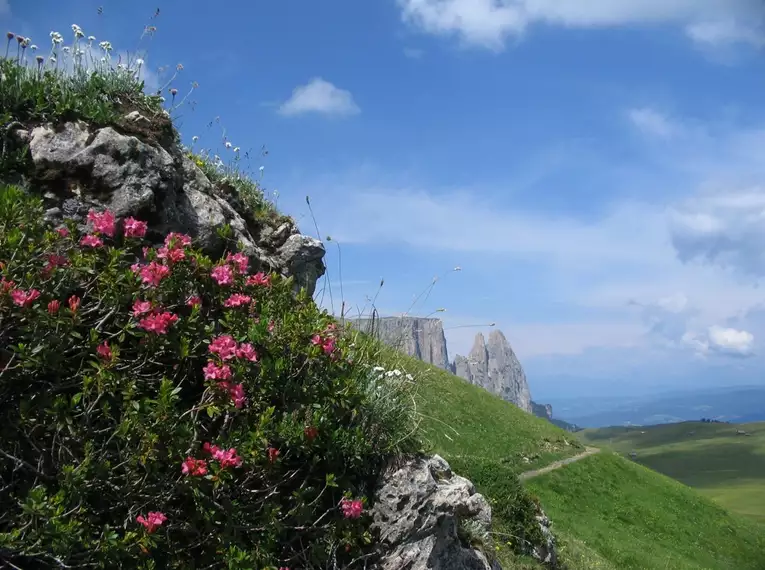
left=454, top=330, right=532, bottom=413
left=351, top=317, right=450, bottom=370
left=532, top=401, right=553, bottom=420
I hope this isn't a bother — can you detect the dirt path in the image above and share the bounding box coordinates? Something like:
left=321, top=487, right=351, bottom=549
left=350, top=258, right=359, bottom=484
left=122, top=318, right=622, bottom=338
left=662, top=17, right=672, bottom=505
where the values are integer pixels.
left=518, top=446, right=601, bottom=481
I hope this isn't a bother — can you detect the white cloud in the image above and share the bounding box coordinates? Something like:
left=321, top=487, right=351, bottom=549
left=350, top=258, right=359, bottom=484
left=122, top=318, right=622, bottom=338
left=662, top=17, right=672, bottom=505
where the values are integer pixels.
left=628, top=108, right=681, bottom=138
left=278, top=78, right=360, bottom=117
left=397, top=0, right=765, bottom=50
left=685, top=325, right=755, bottom=357
left=669, top=187, right=765, bottom=277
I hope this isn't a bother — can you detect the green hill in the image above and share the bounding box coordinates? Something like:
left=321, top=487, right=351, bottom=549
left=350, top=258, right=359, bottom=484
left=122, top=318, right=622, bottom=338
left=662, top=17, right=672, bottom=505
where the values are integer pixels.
left=579, top=421, right=765, bottom=523
left=377, top=350, right=765, bottom=569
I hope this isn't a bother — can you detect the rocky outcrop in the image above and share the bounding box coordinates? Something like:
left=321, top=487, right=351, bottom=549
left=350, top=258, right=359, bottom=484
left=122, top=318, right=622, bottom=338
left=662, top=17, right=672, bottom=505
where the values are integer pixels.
left=8, top=119, right=325, bottom=294
left=532, top=401, right=553, bottom=420
left=454, top=331, right=532, bottom=413
left=371, top=455, right=501, bottom=570
left=352, top=316, right=450, bottom=370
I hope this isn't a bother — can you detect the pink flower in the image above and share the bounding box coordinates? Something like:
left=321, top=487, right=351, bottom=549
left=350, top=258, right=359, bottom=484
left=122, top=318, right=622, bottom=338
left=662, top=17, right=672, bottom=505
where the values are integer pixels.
left=209, top=335, right=238, bottom=361
left=246, top=272, right=271, bottom=287
left=322, top=337, right=336, bottom=355
left=68, top=295, right=80, bottom=313
left=267, top=446, right=280, bottom=464
left=0, top=277, right=14, bottom=294
left=157, top=246, right=186, bottom=263
left=164, top=232, right=192, bottom=249
left=80, top=234, right=103, bottom=248
left=203, top=443, right=242, bottom=469
left=268, top=320, right=275, bottom=333
left=139, top=261, right=171, bottom=288
left=55, top=227, right=70, bottom=238
left=186, top=295, right=202, bottom=308
left=96, top=341, right=113, bottom=361
left=310, top=334, right=322, bottom=346
left=211, top=264, right=234, bottom=286
left=340, top=498, right=363, bottom=519
left=203, top=361, right=232, bottom=381
left=48, top=300, right=60, bottom=314
left=223, top=293, right=252, bottom=308
left=43, top=254, right=69, bottom=275
left=227, top=382, right=246, bottom=408
left=87, top=209, right=116, bottom=237
left=226, top=252, right=249, bottom=274
left=10, top=288, right=40, bottom=307
left=138, top=311, right=179, bottom=335
left=181, top=457, right=208, bottom=476
left=236, top=342, right=258, bottom=362
left=123, top=217, right=148, bottom=238
left=215, top=447, right=243, bottom=469
left=132, top=299, right=152, bottom=317
left=136, top=511, right=167, bottom=534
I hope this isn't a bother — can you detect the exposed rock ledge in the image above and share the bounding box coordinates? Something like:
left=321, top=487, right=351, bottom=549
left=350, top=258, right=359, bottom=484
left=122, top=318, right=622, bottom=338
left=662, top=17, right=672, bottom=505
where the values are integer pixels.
left=7, top=119, right=325, bottom=295
left=371, top=455, right=501, bottom=570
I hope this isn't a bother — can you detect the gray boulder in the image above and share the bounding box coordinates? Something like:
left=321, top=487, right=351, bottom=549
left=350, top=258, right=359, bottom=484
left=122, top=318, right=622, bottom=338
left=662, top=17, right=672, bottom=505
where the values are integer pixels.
left=371, top=455, right=501, bottom=570
left=16, top=119, right=325, bottom=295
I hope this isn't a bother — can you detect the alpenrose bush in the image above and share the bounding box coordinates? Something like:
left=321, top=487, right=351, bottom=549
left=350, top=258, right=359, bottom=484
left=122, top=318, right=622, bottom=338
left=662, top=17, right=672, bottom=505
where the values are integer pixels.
left=0, top=185, right=419, bottom=569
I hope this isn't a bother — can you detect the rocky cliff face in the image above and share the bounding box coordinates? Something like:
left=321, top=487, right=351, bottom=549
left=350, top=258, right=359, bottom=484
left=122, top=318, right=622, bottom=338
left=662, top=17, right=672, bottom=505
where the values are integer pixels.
left=532, top=401, right=553, bottom=420
left=352, top=316, right=450, bottom=370
left=454, top=331, right=532, bottom=414
left=8, top=118, right=325, bottom=294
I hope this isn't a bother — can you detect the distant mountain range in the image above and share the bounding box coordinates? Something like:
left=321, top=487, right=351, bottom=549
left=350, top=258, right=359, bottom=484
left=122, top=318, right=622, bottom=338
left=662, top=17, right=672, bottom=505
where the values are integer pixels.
left=547, top=386, right=765, bottom=428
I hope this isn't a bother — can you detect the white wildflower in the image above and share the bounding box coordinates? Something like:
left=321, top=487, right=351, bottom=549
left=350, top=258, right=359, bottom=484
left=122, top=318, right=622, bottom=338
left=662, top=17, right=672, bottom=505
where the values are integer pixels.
left=192, top=136, right=199, bottom=143
left=406, top=373, right=414, bottom=381
left=372, top=366, right=385, bottom=373
left=30, top=44, right=38, bottom=51
left=233, top=147, right=240, bottom=153
left=259, top=165, right=265, bottom=173
left=99, top=40, right=112, bottom=52
left=49, top=56, right=57, bottom=63
left=88, top=35, right=96, bottom=43
left=50, top=31, right=63, bottom=45
left=135, top=58, right=144, bottom=67
left=225, top=142, right=232, bottom=149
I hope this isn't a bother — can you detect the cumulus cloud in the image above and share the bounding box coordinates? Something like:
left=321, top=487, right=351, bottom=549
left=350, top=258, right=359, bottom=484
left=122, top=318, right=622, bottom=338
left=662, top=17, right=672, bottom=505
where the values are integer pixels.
left=278, top=78, right=360, bottom=117
left=669, top=188, right=765, bottom=277
left=684, top=325, right=755, bottom=357
left=396, top=0, right=765, bottom=50
left=633, top=294, right=755, bottom=358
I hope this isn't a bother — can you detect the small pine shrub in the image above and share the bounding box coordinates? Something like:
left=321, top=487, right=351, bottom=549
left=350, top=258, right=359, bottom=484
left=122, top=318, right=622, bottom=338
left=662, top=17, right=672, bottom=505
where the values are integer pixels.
left=0, top=185, right=419, bottom=569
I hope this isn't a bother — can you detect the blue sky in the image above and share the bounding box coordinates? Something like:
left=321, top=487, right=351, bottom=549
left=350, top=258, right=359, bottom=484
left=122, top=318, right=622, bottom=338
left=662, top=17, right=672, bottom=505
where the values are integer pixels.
left=5, top=0, right=765, bottom=401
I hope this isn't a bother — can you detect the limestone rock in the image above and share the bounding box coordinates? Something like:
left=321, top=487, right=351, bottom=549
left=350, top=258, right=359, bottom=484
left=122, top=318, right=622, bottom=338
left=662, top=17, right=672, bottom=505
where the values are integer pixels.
left=351, top=317, right=450, bottom=370
left=454, top=330, right=532, bottom=413
left=531, top=401, right=553, bottom=420
left=18, top=121, right=325, bottom=294
left=371, top=455, right=501, bottom=570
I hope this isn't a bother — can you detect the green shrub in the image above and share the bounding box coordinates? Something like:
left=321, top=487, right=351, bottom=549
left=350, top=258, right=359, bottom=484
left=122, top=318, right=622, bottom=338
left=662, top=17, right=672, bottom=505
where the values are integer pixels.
left=0, top=185, right=419, bottom=569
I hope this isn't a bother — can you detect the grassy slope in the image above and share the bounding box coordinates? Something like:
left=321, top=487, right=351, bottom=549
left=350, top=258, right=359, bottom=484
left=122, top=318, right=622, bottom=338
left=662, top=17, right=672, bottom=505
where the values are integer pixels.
left=579, top=421, right=765, bottom=523
left=377, top=350, right=765, bottom=569
left=525, top=451, right=765, bottom=570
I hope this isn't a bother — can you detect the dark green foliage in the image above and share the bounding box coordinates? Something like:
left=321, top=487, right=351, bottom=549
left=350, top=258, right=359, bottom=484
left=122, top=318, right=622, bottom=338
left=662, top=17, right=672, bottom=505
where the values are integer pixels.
left=0, top=185, right=418, bottom=569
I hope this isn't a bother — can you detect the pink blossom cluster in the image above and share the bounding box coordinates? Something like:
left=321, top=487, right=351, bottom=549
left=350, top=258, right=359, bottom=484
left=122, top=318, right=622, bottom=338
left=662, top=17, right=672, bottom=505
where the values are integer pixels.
left=311, top=323, right=340, bottom=356
left=204, top=334, right=258, bottom=408
left=133, top=299, right=179, bottom=335
left=157, top=232, right=192, bottom=264
left=123, top=217, right=148, bottom=238
left=203, top=442, right=243, bottom=469
left=245, top=271, right=271, bottom=287
left=136, top=511, right=167, bottom=534
left=340, top=498, right=363, bottom=519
